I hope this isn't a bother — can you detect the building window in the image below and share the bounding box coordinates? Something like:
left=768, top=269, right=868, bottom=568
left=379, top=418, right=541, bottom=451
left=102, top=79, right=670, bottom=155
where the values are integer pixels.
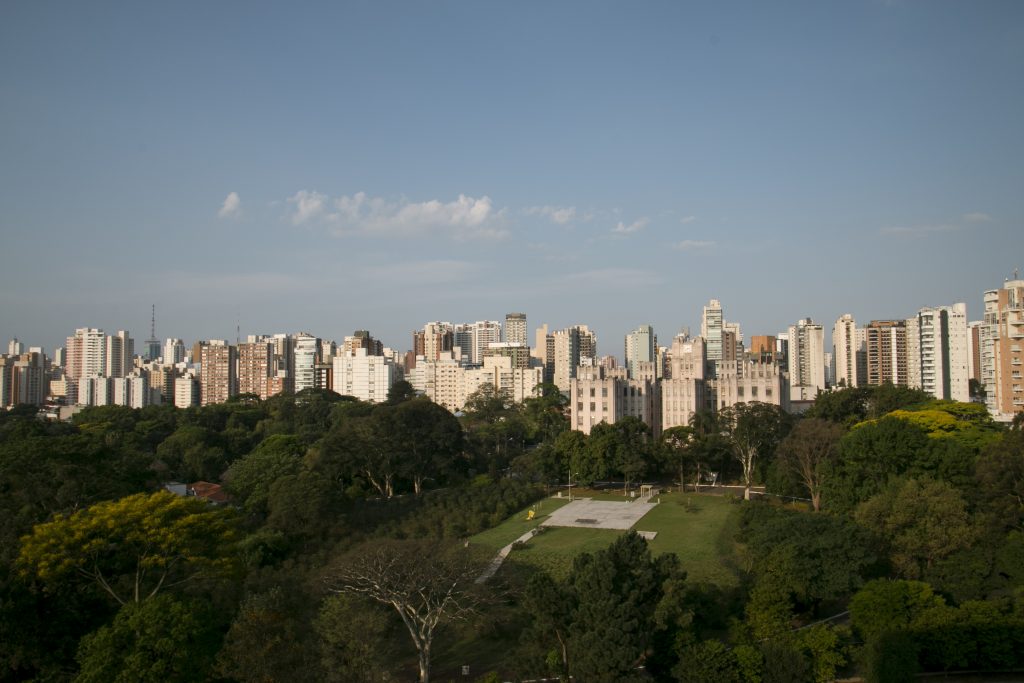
left=590, top=402, right=596, bottom=412
left=601, top=387, right=608, bottom=397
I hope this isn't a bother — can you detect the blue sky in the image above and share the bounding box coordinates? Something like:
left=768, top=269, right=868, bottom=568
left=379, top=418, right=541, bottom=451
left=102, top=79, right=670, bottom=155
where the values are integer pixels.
left=2, top=1, right=1022, bottom=356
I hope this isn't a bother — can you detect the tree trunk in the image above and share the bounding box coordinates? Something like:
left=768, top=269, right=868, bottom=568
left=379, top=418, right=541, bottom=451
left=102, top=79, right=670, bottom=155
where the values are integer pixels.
left=418, top=640, right=431, bottom=683
left=811, top=491, right=821, bottom=512
left=414, top=476, right=423, bottom=496
left=744, top=485, right=751, bottom=501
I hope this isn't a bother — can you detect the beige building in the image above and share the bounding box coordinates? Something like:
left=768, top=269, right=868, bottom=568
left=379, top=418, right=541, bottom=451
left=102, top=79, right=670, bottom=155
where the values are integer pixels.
left=238, top=341, right=273, bottom=398
left=552, top=325, right=596, bottom=394
left=200, top=341, right=236, bottom=406
left=407, top=351, right=542, bottom=412
left=832, top=314, right=862, bottom=388
left=711, top=357, right=790, bottom=412
left=983, top=280, right=1024, bottom=420
left=570, top=365, right=660, bottom=436
left=865, top=320, right=908, bottom=386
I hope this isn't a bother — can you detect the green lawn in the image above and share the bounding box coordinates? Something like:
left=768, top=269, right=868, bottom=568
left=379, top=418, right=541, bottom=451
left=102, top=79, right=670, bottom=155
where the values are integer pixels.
left=470, top=496, right=572, bottom=551
left=476, top=492, right=741, bottom=586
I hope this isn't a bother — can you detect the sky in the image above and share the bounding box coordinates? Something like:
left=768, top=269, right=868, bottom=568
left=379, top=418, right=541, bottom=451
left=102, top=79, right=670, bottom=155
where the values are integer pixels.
left=1, top=1, right=1022, bottom=357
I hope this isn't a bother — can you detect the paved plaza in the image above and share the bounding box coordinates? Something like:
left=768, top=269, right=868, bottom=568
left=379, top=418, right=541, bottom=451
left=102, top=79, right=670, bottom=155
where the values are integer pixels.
left=541, top=497, right=657, bottom=530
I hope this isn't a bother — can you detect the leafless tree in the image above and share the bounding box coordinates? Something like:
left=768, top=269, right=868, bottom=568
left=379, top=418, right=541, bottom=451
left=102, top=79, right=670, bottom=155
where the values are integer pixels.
left=324, top=539, right=488, bottom=683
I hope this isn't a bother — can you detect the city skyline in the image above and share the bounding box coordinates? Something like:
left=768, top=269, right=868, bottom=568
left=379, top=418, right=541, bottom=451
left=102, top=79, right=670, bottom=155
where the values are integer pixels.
left=2, top=2, right=1022, bottom=353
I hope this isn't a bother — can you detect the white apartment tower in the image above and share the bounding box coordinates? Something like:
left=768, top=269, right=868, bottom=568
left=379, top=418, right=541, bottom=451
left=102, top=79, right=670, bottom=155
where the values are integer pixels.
left=788, top=318, right=826, bottom=401
left=332, top=348, right=399, bottom=403
left=701, top=299, right=724, bottom=362
left=105, top=330, right=134, bottom=378
left=293, top=333, right=319, bottom=392
left=832, top=314, right=864, bottom=388
left=163, top=338, right=186, bottom=365
left=906, top=303, right=969, bottom=402
left=552, top=325, right=597, bottom=394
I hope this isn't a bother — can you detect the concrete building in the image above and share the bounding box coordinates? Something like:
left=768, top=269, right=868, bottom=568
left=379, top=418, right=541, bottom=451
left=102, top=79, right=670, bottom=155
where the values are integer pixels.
left=332, top=347, right=399, bottom=403
left=750, top=335, right=777, bottom=362
left=906, top=303, right=969, bottom=402
left=712, top=355, right=789, bottom=412
left=552, top=325, right=596, bottom=394
left=238, top=341, right=273, bottom=397
left=787, top=318, right=826, bottom=401
left=2, top=351, right=48, bottom=406
left=624, top=324, right=657, bottom=379
left=570, top=365, right=660, bottom=436
left=983, top=280, right=1024, bottom=420
left=505, top=312, right=528, bottom=346
left=532, top=324, right=555, bottom=384
left=832, top=314, right=863, bottom=388
left=865, top=320, right=909, bottom=386
left=163, top=338, right=186, bottom=365
left=414, top=322, right=454, bottom=364
left=343, top=330, right=384, bottom=357
left=66, top=327, right=106, bottom=383
left=483, top=342, right=532, bottom=369
left=701, top=299, right=724, bottom=363
left=105, top=330, right=134, bottom=379
left=200, top=341, right=236, bottom=405
left=293, top=334, right=319, bottom=392
left=174, top=374, right=199, bottom=408
left=661, top=335, right=708, bottom=429
left=454, top=321, right=502, bottom=366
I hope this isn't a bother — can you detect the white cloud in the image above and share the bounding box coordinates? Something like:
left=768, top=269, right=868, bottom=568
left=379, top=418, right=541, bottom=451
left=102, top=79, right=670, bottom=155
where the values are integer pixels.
left=962, top=212, right=993, bottom=223
left=679, top=215, right=697, bottom=224
left=673, top=239, right=715, bottom=250
left=288, top=190, right=328, bottom=225
left=525, top=205, right=577, bottom=224
left=289, top=190, right=507, bottom=240
left=361, top=259, right=484, bottom=285
left=612, top=217, right=649, bottom=234
left=217, top=192, right=241, bottom=219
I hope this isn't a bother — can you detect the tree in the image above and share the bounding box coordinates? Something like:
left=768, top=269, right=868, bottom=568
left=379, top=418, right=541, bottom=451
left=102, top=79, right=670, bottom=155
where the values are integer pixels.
left=777, top=418, right=843, bottom=511
left=385, top=379, right=417, bottom=405
left=673, top=640, right=742, bottom=683
left=315, top=593, right=397, bottom=682
left=19, top=491, right=239, bottom=605
left=315, top=415, right=401, bottom=498
left=567, top=531, right=683, bottom=681
left=720, top=403, right=793, bottom=499
left=849, top=579, right=944, bottom=642
left=855, top=477, right=977, bottom=579
left=661, top=425, right=695, bottom=492
left=75, top=594, right=221, bottom=683
left=522, top=383, right=570, bottom=444
left=216, top=587, right=317, bottom=682
left=223, top=434, right=306, bottom=513
left=520, top=571, right=575, bottom=680
left=324, top=539, right=487, bottom=683
left=386, top=398, right=463, bottom=495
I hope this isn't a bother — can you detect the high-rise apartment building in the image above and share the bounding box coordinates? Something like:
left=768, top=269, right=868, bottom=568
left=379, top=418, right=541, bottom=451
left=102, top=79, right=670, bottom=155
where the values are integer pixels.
left=293, top=334, right=319, bottom=392
left=624, top=324, right=657, bottom=379
left=982, top=280, right=1024, bottom=420
left=332, top=348, right=399, bottom=403
left=454, top=321, right=501, bottom=366
left=864, top=320, right=908, bottom=386
left=200, top=341, right=236, bottom=405
left=749, top=335, right=777, bottom=362
left=832, top=314, right=862, bottom=388
left=505, top=313, right=527, bottom=346
left=906, top=303, right=969, bottom=402
left=787, top=318, right=825, bottom=401
left=532, top=324, right=555, bottom=384
left=343, top=330, right=384, bottom=357
left=105, top=330, right=134, bottom=378
left=701, top=299, right=724, bottom=362
left=163, top=338, right=186, bottom=365
left=238, top=341, right=273, bottom=397
left=1, top=350, right=47, bottom=406
left=553, top=325, right=596, bottom=393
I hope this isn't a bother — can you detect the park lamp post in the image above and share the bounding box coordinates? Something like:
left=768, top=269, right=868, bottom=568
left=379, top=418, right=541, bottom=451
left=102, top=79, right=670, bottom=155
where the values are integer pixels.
left=568, top=468, right=578, bottom=501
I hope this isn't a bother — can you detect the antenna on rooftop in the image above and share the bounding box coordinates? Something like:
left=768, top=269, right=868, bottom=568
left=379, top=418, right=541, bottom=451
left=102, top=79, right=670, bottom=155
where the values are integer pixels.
left=150, top=304, right=156, bottom=339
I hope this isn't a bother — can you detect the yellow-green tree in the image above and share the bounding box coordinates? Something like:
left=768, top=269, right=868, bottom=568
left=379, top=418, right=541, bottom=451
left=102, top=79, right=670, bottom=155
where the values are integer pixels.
left=19, top=491, right=239, bottom=605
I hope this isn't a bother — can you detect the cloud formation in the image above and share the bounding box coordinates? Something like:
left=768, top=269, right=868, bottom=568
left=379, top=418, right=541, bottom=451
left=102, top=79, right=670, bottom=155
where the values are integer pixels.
left=289, top=191, right=507, bottom=239
left=679, top=215, right=697, bottom=224
left=217, top=192, right=241, bottom=219
left=673, top=240, right=715, bottom=250
left=612, top=218, right=649, bottom=234
left=525, top=205, right=577, bottom=224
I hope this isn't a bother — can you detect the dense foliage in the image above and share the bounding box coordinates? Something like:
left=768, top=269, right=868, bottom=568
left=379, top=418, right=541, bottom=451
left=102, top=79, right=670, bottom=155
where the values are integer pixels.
left=1, top=382, right=1022, bottom=681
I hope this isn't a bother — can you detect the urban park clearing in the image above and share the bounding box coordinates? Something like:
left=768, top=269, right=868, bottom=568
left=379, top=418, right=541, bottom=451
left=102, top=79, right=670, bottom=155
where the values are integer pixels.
left=469, top=490, right=741, bottom=587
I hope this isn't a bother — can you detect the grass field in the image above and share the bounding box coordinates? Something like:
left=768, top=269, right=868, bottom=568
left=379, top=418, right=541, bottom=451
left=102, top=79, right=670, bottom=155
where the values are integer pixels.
left=472, top=491, right=741, bottom=586
left=470, top=496, right=572, bottom=551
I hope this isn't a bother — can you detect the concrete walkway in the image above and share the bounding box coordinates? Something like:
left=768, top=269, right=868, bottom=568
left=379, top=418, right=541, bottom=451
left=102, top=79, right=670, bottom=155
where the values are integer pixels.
left=541, top=498, right=657, bottom=530
left=476, top=528, right=538, bottom=584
